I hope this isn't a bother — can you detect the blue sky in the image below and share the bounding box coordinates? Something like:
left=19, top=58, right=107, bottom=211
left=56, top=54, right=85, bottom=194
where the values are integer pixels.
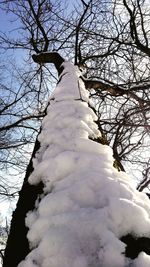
left=0, top=0, right=77, bottom=33
left=0, top=8, right=23, bottom=222
left=0, top=7, right=18, bottom=33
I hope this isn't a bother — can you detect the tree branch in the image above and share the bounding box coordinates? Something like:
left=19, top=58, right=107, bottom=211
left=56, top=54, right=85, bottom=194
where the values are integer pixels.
left=83, top=78, right=150, bottom=104
left=32, top=52, right=65, bottom=75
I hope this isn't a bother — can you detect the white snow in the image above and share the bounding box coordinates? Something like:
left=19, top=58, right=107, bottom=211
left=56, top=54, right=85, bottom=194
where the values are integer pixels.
left=18, top=61, right=150, bottom=267
left=133, top=252, right=150, bottom=267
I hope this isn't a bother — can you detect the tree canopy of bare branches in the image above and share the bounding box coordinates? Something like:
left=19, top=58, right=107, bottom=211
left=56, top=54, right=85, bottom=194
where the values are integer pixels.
left=0, top=0, right=149, bottom=198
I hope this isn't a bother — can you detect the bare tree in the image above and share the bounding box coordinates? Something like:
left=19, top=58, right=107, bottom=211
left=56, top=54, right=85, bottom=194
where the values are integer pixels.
left=3, top=50, right=150, bottom=267
left=0, top=0, right=149, bottom=265
left=0, top=0, right=149, bottom=196
left=0, top=59, right=47, bottom=200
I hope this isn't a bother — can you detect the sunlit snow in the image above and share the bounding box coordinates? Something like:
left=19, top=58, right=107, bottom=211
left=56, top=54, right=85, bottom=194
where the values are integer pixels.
left=18, top=61, right=150, bottom=267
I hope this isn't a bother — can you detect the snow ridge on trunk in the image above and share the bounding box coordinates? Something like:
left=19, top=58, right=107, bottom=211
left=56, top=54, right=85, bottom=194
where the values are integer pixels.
left=18, top=62, right=150, bottom=267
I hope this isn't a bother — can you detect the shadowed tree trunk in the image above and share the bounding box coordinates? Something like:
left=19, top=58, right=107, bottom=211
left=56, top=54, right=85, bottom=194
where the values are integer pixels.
left=3, top=137, right=44, bottom=267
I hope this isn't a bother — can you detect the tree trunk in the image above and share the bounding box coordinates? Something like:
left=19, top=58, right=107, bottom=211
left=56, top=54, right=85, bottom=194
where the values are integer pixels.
left=3, top=52, right=150, bottom=267
left=3, top=137, right=44, bottom=267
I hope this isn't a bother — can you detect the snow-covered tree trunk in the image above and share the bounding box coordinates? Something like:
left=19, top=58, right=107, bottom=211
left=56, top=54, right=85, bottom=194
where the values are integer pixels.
left=4, top=53, right=150, bottom=267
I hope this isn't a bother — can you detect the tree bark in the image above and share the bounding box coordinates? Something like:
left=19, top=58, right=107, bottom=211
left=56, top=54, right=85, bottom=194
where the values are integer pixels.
left=32, top=52, right=65, bottom=76
left=3, top=137, right=44, bottom=267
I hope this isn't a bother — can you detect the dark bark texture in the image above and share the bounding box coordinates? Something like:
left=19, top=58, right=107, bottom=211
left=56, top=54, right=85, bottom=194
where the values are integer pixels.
left=121, top=234, right=150, bottom=259
left=3, top=137, right=44, bottom=267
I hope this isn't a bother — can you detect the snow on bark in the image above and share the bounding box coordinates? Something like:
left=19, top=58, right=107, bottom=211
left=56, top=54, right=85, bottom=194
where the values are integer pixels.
left=18, top=62, right=150, bottom=267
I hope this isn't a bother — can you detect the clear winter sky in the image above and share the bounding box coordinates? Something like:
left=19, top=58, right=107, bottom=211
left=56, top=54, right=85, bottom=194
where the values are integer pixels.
left=0, top=8, right=11, bottom=31
left=0, top=7, right=21, bottom=222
